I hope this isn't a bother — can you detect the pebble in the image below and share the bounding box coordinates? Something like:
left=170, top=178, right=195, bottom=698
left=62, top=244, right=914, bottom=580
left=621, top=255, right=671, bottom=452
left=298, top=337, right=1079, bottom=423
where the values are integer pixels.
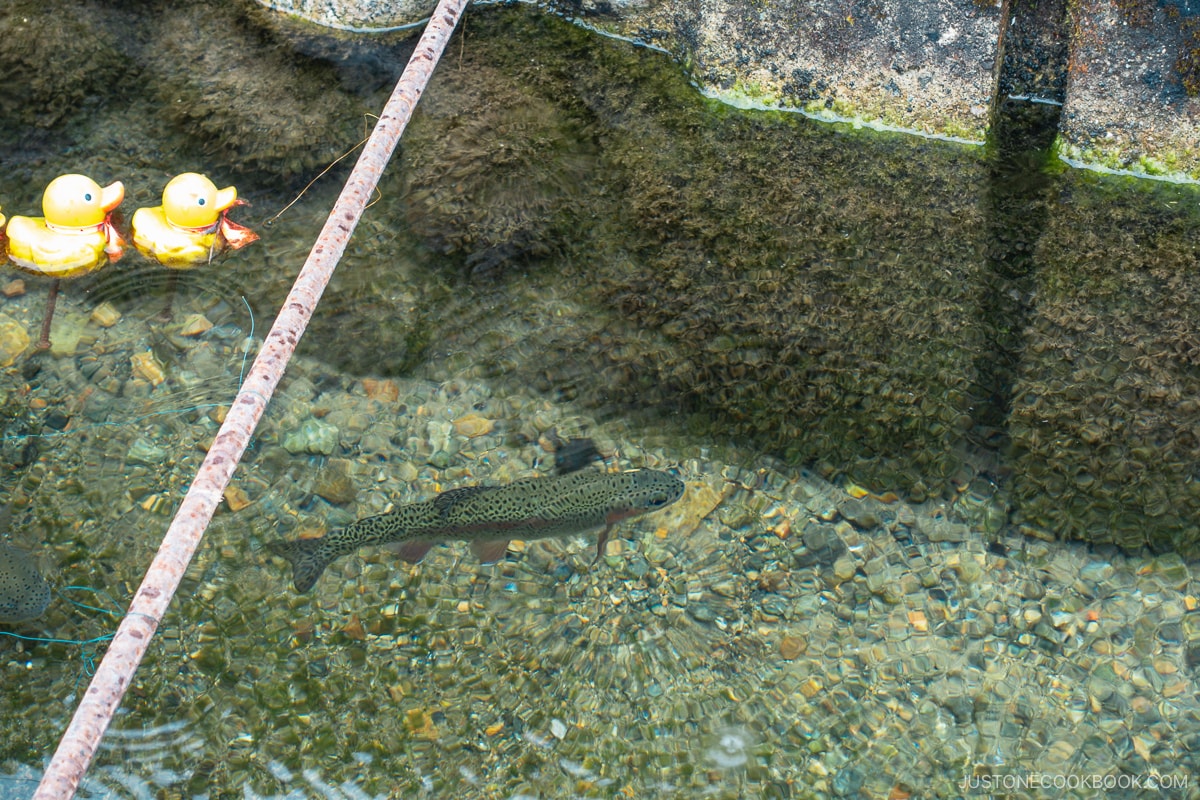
left=1019, top=580, right=1044, bottom=600
left=760, top=595, right=789, bottom=618
left=710, top=580, right=737, bottom=598
left=314, top=458, right=357, bottom=505
left=282, top=418, right=340, bottom=455
left=453, top=413, right=495, bottom=438
left=90, top=301, right=121, bottom=327
left=838, top=497, right=879, bottom=529
left=362, top=378, right=400, bottom=403
left=427, top=449, right=455, bottom=468
left=224, top=485, right=252, bottom=512
left=1146, top=554, right=1190, bottom=590
left=2, top=279, right=25, bottom=297
left=140, top=493, right=173, bottom=514
left=718, top=506, right=757, bottom=529
left=831, top=767, right=865, bottom=796
left=792, top=524, right=847, bottom=568
left=1152, top=658, right=1177, bottom=675
left=832, top=555, right=857, bottom=582
left=1080, top=563, right=1113, bottom=582
left=779, top=635, right=806, bottom=659
left=49, top=313, right=90, bottom=358
left=1049, top=611, right=1074, bottom=629
left=404, top=709, right=438, bottom=740
left=1045, top=738, right=1076, bottom=763
left=655, top=477, right=728, bottom=538
left=341, top=615, right=366, bottom=640
left=130, top=350, right=166, bottom=386
left=127, top=437, right=168, bottom=466
left=179, top=313, right=214, bottom=337
left=0, top=313, right=30, bottom=367
left=919, top=514, right=969, bottom=543
left=952, top=558, right=983, bottom=584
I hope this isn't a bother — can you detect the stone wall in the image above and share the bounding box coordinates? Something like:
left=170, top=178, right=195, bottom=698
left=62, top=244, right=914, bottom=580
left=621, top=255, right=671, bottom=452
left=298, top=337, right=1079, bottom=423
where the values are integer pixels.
left=259, top=0, right=1200, bottom=180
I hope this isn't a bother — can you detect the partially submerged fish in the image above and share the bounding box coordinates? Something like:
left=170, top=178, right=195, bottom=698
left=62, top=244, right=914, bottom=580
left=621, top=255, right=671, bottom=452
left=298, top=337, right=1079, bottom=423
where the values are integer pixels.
left=267, top=468, right=685, bottom=593
left=0, top=542, right=51, bottom=624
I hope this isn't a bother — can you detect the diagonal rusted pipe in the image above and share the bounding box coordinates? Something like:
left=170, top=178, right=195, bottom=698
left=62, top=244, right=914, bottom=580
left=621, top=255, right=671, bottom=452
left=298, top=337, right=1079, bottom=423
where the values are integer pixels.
left=32, top=0, right=469, bottom=795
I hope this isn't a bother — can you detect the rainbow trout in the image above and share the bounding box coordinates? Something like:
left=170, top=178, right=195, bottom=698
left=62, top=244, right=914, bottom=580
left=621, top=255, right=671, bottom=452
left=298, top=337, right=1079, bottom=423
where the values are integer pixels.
left=0, top=542, right=51, bottom=624
left=268, top=468, right=684, bottom=593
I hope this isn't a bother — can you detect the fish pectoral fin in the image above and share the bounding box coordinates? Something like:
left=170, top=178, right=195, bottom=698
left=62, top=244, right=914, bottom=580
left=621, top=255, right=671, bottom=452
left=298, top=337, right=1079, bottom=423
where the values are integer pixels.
left=470, top=539, right=510, bottom=564
left=394, top=541, right=434, bottom=563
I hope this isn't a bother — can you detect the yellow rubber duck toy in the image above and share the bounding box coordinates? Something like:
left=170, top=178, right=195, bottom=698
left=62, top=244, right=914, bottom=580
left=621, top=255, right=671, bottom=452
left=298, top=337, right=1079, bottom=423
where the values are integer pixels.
left=4, top=174, right=125, bottom=350
left=132, top=172, right=258, bottom=268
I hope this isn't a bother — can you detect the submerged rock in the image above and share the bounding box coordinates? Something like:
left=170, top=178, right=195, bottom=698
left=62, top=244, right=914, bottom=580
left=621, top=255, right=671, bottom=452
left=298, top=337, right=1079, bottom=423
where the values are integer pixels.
left=283, top=418, right=340, bottom=455
left=0, top=314, right=30, bottom=367
left=127, top=437, right=168, bottom=467
left=90, top=302, right=121, bottom=328
left=314, top=458, right=358, bottom=504
left=48, top=313, right=91, bottom=359
left=130, top=350, right=167, bottom=386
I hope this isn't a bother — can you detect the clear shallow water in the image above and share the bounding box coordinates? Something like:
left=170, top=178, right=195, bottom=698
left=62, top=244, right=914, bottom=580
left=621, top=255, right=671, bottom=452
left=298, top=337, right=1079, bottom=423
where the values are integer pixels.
left=1, top=1, right=1198, bottom=798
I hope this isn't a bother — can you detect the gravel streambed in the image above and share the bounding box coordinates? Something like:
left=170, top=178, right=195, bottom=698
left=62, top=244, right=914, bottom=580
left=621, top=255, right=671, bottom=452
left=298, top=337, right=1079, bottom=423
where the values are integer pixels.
left=0, top=280, right=1195, bottom=798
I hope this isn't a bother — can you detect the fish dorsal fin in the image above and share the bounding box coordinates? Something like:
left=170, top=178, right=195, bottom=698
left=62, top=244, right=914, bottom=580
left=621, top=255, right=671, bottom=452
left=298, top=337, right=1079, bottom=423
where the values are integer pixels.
left=471, top=539, right=510, bottom=564
left=554, top=437, right=604, bottom=475
left=433, top=485, right=495, bottom=514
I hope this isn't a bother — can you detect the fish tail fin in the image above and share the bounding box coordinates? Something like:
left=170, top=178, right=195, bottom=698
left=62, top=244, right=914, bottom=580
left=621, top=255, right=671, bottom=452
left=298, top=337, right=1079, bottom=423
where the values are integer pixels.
left=265, top=538, right=330, bottom=593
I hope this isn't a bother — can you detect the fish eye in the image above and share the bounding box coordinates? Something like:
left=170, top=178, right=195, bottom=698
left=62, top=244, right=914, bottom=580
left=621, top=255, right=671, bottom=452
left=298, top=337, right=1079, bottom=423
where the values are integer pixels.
left=647, top=494, right=668, bottom=507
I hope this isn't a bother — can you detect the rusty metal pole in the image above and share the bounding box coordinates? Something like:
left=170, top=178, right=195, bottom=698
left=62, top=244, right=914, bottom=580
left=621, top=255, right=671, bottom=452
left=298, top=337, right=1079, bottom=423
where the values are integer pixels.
left=32, top=0, right=469, bottom=796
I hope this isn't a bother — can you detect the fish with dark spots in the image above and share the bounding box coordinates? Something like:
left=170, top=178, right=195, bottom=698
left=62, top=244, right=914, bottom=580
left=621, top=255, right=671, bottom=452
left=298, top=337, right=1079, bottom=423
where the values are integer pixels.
left=266, top=468, right=684, bottom=593
left=0, top=542, right=50, bottom=624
